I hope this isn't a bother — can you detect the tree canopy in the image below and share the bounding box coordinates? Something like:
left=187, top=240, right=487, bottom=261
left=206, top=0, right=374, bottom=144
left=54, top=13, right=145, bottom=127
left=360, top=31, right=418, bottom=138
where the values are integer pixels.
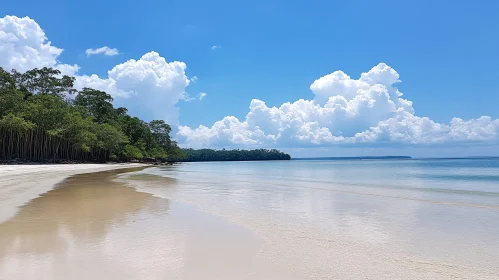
left=0, top=66, right=291, bottom=163
left=174, top=148, right=291, bottom=162
left=0, top=67, right=182, bottom=163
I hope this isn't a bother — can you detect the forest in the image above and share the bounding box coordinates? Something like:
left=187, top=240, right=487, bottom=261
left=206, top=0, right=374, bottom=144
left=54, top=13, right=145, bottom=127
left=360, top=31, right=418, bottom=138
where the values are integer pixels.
left=0, top=67, right=182, bottom=163
left=175, top=148, right=291, bottom=162
left=0, top=67, right=291, bottom=163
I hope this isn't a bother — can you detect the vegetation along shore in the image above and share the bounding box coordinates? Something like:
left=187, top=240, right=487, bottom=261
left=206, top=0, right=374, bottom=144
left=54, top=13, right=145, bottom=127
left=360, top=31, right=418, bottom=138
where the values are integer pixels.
left=0, top=67, right=290, bottom=163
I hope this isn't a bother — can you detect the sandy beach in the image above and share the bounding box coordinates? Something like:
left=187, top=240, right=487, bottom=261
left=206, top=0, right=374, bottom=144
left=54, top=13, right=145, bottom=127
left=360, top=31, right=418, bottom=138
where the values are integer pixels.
left=0, top=164, right=147, bottom=224
left=0, top=165, right=300, bottom=280
left=1, top=161, right=499, bottom=279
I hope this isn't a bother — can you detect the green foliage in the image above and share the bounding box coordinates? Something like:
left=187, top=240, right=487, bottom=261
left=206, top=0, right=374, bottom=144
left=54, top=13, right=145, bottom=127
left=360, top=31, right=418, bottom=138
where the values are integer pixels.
left=0, top=66, right=288, bottom=163
left=74, top=88, right=115, bottom=123
left=23, top=94, right=71, bottom=131
left=12, top=67, right=76, bottom=98
left=0, top=114, right=35, bottom=132
left=175, top=148, right=291, bottom=162
left=0, top=66, right=182, bottom=163
left=93, top=123, right=128, bottom=153
left=123, top=144, right=144, bottom=160
left=0, top=88, right=24, bottom=117
left=0, top=68, right=16, bottom=90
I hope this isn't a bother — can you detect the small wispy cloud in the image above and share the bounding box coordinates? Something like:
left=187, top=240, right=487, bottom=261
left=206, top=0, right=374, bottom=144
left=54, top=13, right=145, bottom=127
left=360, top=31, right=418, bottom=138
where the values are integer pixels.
left=211, top=45, right=220, bottom=51
left=191, top=76, right=198, bottom=83
left=183, top=92, right=207, bottom=102
left=85, top=46, right=119, bottom=56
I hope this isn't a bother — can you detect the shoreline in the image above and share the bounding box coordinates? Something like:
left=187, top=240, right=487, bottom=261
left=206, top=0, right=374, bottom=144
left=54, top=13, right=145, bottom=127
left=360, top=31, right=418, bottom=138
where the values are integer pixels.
left=131, top=163, right=499, bottom=279
left=0, top=161, right=178, bottom=165
left=0, top=166, right=300, bottom=280
left=2, top=162, right=498, bottom=279
left=0, top=163, right=148, bottom=224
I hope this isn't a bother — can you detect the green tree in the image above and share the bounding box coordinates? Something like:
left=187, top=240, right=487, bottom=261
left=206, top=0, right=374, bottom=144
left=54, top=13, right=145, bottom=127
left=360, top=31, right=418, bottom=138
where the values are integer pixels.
left=74, top=88, right=116, bottom=124
left=0, top=88, right=24, bottom=118
left=0, top=114, right=35, bottom=132
left=149, top=120, right=172, bottom=147
left=12, top=67, right=76, bottom=99
left=173, top=148, right=291, bottom=162
left=0, top=66, right=209, bottom=163
left=122, top=144, right=144, bottom=160
left=0, top=68, right=16, bottom=90
left=94, top=123, right=128, bottom=156
left=23, top=94, right=70, bottom=134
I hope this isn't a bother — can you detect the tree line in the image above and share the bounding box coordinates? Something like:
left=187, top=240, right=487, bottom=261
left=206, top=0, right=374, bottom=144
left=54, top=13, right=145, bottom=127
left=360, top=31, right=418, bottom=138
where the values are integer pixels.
left=0, top=66, right=291, bottom=163
left=174, top=148, right=291, bottom=162
left=0, top=67, right=182, bottom=163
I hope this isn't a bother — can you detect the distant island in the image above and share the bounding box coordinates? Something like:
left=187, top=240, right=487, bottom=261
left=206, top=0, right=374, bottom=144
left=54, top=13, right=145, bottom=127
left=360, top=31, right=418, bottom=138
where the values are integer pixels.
left=294, top=156, right=412, bottom=160
left=172, top=148, right=291, bottom=162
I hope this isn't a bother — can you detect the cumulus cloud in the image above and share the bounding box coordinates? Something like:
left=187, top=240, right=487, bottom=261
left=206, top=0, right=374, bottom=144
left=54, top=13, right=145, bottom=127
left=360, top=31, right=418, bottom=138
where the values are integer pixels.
left=0, top=15, right=191, bottom=125
left=75, top=52, right=190, bottom=124
left=211, top=45, right=220, bottom=51
left=178, top=63, right=499, bottom=148
left=0, top=15, right=78, bottom=75
left=2, top=15, right=498, bottom=149
left=85, top=46, right=119, bottom=56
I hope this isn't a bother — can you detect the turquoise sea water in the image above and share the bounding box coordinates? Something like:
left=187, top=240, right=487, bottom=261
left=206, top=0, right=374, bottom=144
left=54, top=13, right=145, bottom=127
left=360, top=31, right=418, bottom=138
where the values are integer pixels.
left=132, top=158, right=499, bottom=278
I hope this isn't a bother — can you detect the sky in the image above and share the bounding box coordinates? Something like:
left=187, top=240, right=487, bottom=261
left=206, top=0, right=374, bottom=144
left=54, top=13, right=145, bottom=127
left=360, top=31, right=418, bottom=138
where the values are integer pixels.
left=1, top=0, right=499, bottom=157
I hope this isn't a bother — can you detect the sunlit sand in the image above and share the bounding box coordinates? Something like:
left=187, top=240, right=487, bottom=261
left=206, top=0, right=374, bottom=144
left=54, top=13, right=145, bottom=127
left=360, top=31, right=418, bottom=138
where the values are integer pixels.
left=0, top=167, right=300, bottom=280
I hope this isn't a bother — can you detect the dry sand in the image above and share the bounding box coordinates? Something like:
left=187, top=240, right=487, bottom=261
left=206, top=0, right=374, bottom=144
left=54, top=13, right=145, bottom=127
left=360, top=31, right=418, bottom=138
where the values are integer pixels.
left=0, top=166, right=300, bottom=280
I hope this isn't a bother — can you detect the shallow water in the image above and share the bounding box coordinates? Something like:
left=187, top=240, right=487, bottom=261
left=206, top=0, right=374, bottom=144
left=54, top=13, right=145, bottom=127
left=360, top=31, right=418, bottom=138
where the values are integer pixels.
left=131, top=159, right=499, bottom=279
left=0, top=168, right=300, bottom=280
left=2, top=160, right=499, bottom=279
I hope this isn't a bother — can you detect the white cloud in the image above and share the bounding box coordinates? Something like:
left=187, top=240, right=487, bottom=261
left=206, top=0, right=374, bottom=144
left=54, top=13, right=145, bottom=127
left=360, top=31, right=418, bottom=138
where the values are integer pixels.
left=178, top=63, right=499, bottom=148
left=191, top=75, right=198, bottom=83
left=85, top=46, right=119, bottom=56
left=182, top=92, right=207, bottom=102
left=211, top=45, right=220, bottom=51
left=0, top=15, right=78, bottom=75
left=75, top=52, right=190, bottom=124
left=2, top=15, right=498, bottom=149
left=0, top=15, right=192, bottom=125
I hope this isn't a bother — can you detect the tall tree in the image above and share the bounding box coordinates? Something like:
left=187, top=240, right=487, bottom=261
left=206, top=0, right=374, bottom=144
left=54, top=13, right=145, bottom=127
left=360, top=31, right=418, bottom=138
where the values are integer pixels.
left=12, top=67, right=76, bottom=99
left=74, top=88, right=116, bottom=123
left=149, top=120, right=172, bottom=148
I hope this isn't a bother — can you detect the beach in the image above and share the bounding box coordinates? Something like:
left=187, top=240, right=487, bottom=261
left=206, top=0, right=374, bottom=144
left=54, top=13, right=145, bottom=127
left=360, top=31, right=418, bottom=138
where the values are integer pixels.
left=1, top=160, right=499, bottom=279
left=0, top=165, right=301, bottom=280
left=0, top=164, right=147, bottom=224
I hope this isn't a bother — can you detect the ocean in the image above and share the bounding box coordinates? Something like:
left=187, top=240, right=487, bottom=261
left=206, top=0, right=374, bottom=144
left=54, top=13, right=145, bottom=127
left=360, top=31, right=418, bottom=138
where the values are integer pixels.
left=129, top=158, right=499, bottom=279
left=1, top=160, right=498, bottom=279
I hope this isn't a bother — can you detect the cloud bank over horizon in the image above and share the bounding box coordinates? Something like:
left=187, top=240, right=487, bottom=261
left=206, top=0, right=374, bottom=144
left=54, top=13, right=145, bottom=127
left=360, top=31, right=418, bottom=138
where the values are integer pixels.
left=177, top=63, right=498, bottom=148
left=1, top=15, right=498, bottom=149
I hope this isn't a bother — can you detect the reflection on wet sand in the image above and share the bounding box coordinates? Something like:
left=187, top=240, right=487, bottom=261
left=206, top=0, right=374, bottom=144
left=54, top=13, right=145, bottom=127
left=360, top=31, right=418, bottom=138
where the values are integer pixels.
left=0, top=168, right=180, bottom=280
left=0, top=167, right=299, bottom=280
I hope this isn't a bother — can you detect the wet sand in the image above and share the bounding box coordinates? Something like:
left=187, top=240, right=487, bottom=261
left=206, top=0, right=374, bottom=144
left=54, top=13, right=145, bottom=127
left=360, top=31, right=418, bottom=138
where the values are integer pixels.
left=129, top=163, right=499, bottom=280
left=0, top=168, right=300, bottom=280
left=0, top=164, right=146, bottom=223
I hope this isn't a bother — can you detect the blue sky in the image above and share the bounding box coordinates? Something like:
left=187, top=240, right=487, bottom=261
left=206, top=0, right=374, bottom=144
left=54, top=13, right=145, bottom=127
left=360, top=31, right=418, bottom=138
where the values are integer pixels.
left=1, top=0, right=499, bottom=156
